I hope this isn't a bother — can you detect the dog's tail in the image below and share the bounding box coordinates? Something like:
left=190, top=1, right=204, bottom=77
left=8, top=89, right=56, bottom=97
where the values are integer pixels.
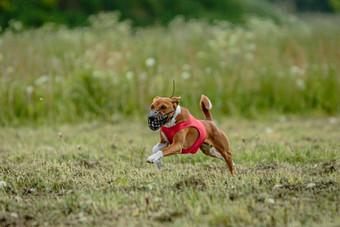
left=200, top=95, right=213, bottom=121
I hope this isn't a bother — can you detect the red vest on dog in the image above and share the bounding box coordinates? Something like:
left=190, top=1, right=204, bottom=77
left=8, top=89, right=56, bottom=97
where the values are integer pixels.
left=161, top=114, right=207, bottom=154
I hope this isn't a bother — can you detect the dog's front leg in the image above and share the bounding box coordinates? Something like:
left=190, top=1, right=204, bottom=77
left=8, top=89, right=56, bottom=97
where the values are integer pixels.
left=146, top=142, right=182, bottom=163
left=151, top=143, right=167, bottom=168
left=147, top=131, right=185, bottom=164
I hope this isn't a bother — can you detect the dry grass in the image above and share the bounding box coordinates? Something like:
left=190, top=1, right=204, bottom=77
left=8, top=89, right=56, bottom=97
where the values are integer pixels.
left=0, top=116, right=339, bottom=226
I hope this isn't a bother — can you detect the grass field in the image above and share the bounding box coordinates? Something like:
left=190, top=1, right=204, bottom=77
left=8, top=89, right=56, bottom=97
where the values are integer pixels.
left=0, top=116, right=339, bottom=226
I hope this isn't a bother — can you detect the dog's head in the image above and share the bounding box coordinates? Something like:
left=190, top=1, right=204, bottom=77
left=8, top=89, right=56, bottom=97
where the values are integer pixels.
left=147, top=96, right=181, bottom=131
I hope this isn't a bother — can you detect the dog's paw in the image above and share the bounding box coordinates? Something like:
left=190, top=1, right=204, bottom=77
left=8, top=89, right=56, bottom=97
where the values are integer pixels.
left=146, top=151, right=163, bottom=163
left=146, top=156, right=154, bottom=163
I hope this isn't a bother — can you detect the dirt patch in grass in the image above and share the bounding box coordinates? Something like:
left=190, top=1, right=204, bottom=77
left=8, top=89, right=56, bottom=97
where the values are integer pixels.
left=274, top=180, right=339, bottom=201
left=309, top=159, right=339, bottom=176
left=321, top=159, right=338, bottom=174
left=0, top=214, right=34, bottom=227
left=152, top=210, right=183, bottom=223
left=173, top=176, right=207, bottom=191
left=280, top=181, right=338, bottom=192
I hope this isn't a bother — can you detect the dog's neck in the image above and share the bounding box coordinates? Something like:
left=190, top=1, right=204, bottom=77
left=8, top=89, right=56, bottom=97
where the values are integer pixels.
left=164, top=105, right=181, bottom=128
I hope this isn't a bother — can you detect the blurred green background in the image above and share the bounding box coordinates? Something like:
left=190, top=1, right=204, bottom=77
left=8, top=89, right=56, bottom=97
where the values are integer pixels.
left=0, top=0, right=339, bottom=126
left=1, top=0, right=340, bottom=29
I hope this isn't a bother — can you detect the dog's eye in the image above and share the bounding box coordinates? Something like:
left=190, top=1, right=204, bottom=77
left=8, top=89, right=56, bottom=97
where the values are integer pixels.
left=161, top=106, right=166, bottom=109
left=150, top=105, right=154, bottom=109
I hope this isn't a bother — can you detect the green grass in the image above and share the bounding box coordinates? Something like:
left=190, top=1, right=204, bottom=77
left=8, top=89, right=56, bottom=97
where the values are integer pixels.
left=1, top=13, right=340, bottom=125
left=0, top=117, right=339, bottom=226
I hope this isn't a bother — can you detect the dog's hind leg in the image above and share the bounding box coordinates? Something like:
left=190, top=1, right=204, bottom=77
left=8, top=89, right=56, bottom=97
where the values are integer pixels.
left=201, top=144, right=224, bottom=160
left=200, top=143, right=224, bottom=160
left=208, top=132, right=234, bottom=174
left=216, top=147, right=234, bottom=174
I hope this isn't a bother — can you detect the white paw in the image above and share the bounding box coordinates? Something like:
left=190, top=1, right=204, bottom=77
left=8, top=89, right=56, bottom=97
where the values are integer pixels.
left=146, top=151, right=163, bottom=163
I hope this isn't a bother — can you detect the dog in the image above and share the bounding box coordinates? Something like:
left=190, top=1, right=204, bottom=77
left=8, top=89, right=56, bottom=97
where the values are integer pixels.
left=147, top=95, right=234, bottom=174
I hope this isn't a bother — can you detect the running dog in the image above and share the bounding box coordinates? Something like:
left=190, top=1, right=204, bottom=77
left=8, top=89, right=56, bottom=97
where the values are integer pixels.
left=147, top=95, right=234, bottom=174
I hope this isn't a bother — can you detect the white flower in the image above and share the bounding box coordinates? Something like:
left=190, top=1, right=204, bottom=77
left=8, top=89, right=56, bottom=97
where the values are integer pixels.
left=125, top=71, right=134, bottom=80
left=46, top=146, right=54, bottom=152
left=29, top=188, right=36, bottom=192
left=306, top=182, right=316, bottom=188
left=10, top=213, right=19, bottom=218
left=34, top=75, right=49, bottom=86
left=78, top=212, right=87, bottom=222
left=11, top=20, right=23, bottom=31
left=265, top=127, right=273, bottom=134
left=181, top=71, right=191, bottom=79
left=279, top=115, right=287, bottom=122
left=26, top=86, right=34, bottom=95
left=329, top=117, right=337, bottom=124
left=77, top=144, right=81, bottom=150
left=145, top=57, right=156, bottom=67
left=39, top=97, right=43, bottom=101
left=272, top=185, right=280, bottom=190
left=290, top=66, right=305, bottom=76
left=267, top=198, right=275, bottom=204
left=296, top=79, right=306, bottom=90
left=0, top=181, right=7, bottom=188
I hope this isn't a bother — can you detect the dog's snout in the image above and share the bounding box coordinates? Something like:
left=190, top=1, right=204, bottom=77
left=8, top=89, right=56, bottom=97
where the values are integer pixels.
left=148, top=115, right=156, bottom=121
left=148, top=110, right=159, bottom=120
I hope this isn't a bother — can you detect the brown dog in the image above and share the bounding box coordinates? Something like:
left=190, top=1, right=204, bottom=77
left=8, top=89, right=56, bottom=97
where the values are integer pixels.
left=147, top=95, right=234, bottom=174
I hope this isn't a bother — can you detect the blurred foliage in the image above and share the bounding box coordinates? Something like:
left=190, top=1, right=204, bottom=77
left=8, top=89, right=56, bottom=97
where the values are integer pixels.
left=271, top=0, right=339, bottom=12
left=295, top=0, right=334, bottom=12
left=329, top=0, right=340, bottom=12
left=0, top=0, right=247, bottom=29
left=0, top=13, right=339, bottom=125
left=1, top=0, right=336, bottom=30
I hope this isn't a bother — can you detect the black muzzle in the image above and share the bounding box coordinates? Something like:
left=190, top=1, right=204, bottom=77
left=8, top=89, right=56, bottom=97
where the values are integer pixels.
left=148, top=109, right=175, bottom=131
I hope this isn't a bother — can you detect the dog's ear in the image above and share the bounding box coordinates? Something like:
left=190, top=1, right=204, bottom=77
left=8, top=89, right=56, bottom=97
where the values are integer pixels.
left=153, top=96, right=160, bottom=102
left=171, top=97, right=181, bottom=107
